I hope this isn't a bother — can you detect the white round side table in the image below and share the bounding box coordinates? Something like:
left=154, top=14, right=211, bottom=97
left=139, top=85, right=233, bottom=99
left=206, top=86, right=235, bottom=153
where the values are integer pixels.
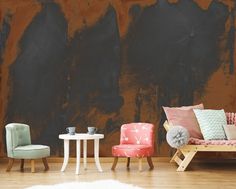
left=59, top=133, right=104, bottom=174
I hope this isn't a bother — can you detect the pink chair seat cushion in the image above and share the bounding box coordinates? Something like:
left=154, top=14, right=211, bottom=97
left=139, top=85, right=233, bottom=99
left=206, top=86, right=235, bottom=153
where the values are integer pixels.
left=112, top=144, right=153, bottom=158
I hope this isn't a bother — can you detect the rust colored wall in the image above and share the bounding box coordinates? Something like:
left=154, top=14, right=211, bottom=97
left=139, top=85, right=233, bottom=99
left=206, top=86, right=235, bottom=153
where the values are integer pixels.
left=0, top=0, right=236, bottom=157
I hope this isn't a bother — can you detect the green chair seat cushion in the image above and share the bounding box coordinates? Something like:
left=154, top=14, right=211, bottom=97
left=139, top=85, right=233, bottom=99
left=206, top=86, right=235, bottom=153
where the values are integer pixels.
left=13, top=145, right=50, bottom=159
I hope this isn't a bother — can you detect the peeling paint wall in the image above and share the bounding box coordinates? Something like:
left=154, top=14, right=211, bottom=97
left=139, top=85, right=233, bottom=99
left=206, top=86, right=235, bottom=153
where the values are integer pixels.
left=0, top=0, right=236, bottom=157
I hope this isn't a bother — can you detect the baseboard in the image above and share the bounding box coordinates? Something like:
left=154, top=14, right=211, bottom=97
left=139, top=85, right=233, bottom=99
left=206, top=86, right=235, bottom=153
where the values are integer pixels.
left=0, top=157, right=170, bottom=163
left=1, top=156, right=235, bottom=164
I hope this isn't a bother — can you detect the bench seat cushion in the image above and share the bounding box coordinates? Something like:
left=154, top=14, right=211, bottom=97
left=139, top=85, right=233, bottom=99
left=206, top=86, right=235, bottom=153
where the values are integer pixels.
left=188, top=138, right=236, bottom=145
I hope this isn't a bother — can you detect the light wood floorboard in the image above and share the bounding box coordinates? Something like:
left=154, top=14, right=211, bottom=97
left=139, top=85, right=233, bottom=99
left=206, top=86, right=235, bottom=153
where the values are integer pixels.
left=0, top=157, right=236, bottom=189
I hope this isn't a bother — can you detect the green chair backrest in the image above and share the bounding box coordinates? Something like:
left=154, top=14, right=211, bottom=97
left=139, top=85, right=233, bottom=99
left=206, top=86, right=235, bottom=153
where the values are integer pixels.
left=5, top=123, right=31, bottom=158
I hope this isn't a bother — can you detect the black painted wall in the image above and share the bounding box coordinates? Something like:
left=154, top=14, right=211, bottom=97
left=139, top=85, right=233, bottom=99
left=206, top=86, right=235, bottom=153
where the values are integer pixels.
left=0, top=0, right=235, bottom=156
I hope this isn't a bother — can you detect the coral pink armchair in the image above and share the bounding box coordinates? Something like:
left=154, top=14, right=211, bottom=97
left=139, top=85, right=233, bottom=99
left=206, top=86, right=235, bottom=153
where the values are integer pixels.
left=111, top=123, right=154, bottom=171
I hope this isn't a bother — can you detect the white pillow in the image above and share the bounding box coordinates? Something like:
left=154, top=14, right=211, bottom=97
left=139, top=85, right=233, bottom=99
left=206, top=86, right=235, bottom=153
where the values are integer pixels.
left=193, top=109, right=226, bottom=140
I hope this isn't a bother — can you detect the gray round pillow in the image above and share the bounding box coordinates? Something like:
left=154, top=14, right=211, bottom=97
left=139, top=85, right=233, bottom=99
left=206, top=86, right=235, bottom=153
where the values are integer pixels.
left=166, top=126, right=190, bottom=148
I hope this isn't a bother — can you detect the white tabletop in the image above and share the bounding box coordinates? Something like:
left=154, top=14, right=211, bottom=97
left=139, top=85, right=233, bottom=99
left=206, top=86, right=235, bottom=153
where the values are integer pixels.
left=59, top=133, right=104, bottom=140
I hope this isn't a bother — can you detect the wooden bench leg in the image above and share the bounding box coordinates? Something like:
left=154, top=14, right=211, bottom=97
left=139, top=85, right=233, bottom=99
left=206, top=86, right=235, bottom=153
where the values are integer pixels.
left=42, top=158, right=49, bottom=171
left=111, top=157, right=118, bottom=170
left=170, top=149, right=182, bottom=163
left=20, top=159, right=24, bottom=172
left=31, top=160, right=35, bottom=173
left=6, top=158, right=14, bottom=172
left=171, top=149, right=184, bottom=166
left=177, top=150, right=197, bottom=172
left=126, top=157, right=130, bottom=169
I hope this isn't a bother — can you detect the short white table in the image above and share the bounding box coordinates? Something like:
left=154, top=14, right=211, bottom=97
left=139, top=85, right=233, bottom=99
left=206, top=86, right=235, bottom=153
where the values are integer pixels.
left=59, top=133, right=104, bottom=174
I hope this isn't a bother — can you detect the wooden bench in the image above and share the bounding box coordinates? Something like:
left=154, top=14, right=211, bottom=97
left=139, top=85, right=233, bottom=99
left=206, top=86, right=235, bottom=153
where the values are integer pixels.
left=163, top=120, right=236, bottom=171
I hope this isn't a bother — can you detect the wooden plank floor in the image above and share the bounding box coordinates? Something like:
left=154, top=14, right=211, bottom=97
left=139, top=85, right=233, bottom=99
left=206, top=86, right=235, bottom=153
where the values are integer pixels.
left=0, top=157, right=236, bottom=189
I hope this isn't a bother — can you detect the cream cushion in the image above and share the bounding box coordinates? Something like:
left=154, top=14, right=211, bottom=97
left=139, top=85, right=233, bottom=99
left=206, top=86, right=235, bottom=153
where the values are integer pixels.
left=223, top=124, right=236, bottom=140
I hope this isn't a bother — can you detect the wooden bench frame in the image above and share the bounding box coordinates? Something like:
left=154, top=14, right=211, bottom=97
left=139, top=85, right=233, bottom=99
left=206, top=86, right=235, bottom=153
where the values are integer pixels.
left=164, top=121, right=236, bottom=171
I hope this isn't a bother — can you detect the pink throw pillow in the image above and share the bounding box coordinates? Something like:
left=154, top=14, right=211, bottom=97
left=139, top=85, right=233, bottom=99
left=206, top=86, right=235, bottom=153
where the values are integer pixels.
left=163, top=104, right=204, bottom=139
left=166, top=103, right=204, bottom=110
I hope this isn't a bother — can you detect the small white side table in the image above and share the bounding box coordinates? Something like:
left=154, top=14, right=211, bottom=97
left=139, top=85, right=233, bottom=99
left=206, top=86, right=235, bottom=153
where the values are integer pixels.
left=59, top=133, right=104, bottom=174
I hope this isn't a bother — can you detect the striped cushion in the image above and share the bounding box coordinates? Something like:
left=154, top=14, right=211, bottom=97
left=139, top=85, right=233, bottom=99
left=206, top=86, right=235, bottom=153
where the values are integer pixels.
left=226, top=112, right=236, bottom=125
left=193, top=109, right=227, bottom=140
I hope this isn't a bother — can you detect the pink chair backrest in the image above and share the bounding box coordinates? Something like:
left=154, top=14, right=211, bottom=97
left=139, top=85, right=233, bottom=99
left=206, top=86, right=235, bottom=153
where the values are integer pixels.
left=120, top=123, right=154, bottom=146
left=226, top=112, right=236, bottom=125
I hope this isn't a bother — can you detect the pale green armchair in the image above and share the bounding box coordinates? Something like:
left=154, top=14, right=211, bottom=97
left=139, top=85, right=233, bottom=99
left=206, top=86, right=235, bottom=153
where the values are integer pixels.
left=5, top=123, right=50, bottom=172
